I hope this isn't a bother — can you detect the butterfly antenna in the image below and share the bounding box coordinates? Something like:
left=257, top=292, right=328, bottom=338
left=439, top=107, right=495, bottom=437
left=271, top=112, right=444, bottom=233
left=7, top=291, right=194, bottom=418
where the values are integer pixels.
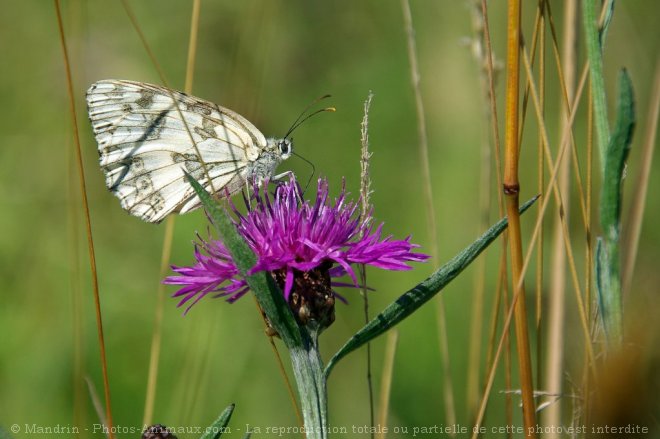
left=284, top=94, right=335, bottom=139
left=292, top=151, right=316, bottom=195
left=286, top=94, right=331, bottom=133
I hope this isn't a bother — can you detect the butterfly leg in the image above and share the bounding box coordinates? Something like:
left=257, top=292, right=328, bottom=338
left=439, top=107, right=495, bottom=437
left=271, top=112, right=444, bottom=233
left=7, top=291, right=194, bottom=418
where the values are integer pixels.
left=242, top=175, right=254, bottom=210
left=272, top=170, right=294, bottom=181
left=269, top=171, right=306, bottom=203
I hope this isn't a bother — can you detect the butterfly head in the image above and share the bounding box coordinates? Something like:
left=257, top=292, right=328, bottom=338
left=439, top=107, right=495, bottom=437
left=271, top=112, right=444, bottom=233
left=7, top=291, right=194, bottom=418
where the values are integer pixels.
left=276, top=138, right=293, bottom=160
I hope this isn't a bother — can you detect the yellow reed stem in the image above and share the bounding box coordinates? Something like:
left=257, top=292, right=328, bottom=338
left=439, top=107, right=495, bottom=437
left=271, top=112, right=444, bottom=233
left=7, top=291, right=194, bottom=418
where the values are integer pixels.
left=503, top=0, right=537, bottom=436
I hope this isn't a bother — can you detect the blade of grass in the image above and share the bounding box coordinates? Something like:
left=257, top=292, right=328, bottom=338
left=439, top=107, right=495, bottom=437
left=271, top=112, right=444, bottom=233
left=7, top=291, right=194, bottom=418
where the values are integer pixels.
left=142, top=216, right=175, bottom=425
left=85, top=376, right=107, bottom=430
left=476, top=2, right=514, bottom=426
left=142, top=0, right=201, bottom=425
left=465, top=0, right=499, bottom=416
left=54, top=2, right=114, bottom=436
left=544, top=0, right=578, bottom=433
left=534, top=0, right=547, bottom=393
left=519, top=41, right=597, bottom=377
left=184, top=0, right=201, bottom=94
left=184, top=317, right=220, bottom=423
left=325, top=196, right=538, bottom=378
left=63, top=2, right=88, bottom=431
left=400, top=0, right=456, bottom=428
left=67, top=62, right=87, bottom=438
left=199, top=403, right=235, bottom=439
left=376, top=330, right=399, bottom=439
left=480, top=0, right=506, bottom=214
left=545, top=3, right=589, bottom=223
left=471, top=258, right=529, bottom=439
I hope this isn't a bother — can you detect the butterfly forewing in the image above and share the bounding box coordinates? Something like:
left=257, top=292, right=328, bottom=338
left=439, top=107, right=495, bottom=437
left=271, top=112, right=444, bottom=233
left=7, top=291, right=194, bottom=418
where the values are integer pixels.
left=86, top=80, right=269, bottom=223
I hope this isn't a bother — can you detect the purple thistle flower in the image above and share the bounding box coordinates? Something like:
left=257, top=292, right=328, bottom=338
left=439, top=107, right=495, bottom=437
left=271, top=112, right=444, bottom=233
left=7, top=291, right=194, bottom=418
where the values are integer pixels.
left=164, top=176, right=429, bottom=324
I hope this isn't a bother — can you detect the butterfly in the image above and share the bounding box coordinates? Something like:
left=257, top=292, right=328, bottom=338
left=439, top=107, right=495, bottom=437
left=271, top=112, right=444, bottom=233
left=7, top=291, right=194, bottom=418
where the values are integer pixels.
left=86, top=80, right=293, bottom=223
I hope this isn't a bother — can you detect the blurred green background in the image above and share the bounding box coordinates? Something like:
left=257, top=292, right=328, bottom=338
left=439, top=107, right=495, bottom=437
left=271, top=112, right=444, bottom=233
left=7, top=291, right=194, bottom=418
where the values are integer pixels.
left=1, top=1, right=658, bottom=437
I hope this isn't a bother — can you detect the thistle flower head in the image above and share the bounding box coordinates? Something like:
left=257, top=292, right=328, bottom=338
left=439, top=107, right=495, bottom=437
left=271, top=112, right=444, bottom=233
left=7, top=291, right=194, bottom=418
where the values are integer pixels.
left=165, top=175, right=428, bottom=326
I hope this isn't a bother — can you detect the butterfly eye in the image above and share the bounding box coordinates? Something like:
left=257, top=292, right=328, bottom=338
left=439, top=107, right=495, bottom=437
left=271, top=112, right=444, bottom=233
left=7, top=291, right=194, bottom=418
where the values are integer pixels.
left=279, top=140, right=291, bottom=156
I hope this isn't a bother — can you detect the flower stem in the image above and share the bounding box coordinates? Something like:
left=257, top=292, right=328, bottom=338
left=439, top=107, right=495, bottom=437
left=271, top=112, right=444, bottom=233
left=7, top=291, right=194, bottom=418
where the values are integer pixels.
left=289, top=327, right=328, bottom=439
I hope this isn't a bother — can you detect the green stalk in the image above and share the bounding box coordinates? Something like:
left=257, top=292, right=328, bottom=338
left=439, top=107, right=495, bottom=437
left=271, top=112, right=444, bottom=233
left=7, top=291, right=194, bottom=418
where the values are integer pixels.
left=289, top=328, right=328, bottom=439
left=186, top=174, right=327, bottom=438
left=582, top=0, right=610, bottom=168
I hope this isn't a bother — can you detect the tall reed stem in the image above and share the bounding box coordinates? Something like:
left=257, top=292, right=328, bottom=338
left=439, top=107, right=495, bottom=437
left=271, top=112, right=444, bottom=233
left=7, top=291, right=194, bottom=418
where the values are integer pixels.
left=503, top=0, right=537, bottom=436
left=544, top=0, right=578, bottom=434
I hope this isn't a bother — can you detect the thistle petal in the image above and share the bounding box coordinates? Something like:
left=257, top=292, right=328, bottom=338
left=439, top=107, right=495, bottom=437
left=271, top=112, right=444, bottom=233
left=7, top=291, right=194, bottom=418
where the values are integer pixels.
left=165, top=175, right=428, bottom=312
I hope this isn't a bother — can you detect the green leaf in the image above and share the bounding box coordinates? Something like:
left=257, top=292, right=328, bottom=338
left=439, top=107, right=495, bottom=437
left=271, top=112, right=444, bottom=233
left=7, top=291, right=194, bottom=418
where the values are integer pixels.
left=596, top=69, right=635, bottom=347
left=324, top=196, right=539, bottom=377
left=600, top=69, right=635, bottom=235
left=184, top=174, right=303, bottom=348
left=199, top=403, right=235, bottom=439
left=0, top=426, right=14, bottom=439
